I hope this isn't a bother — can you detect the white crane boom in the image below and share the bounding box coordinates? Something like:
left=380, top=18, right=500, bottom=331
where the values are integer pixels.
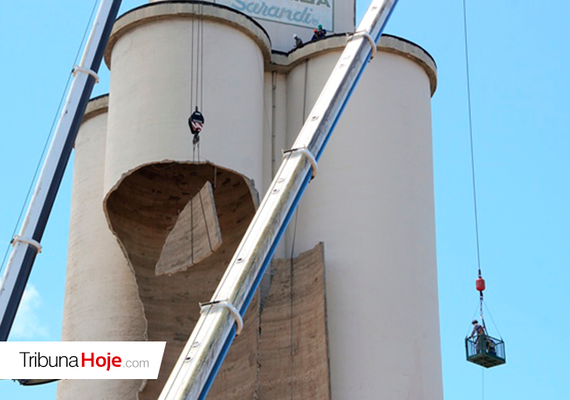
left=0, top=0, right=123, bottom=341
left=158, top=0, right=398, bottom=398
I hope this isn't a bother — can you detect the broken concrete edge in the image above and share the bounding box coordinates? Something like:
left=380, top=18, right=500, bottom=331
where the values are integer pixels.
left=104, top=2, right=437, bottom=96
left=155, top=180, right=223, bottom=276
left=72, top=93, right=148, bottom=397
left=98, top=159, right=260, bottom=397
left=102, top=159, right=259, bottom=271
left=317, top=241, right=333, bottom=398
left=258, top=242, right=331, bottom=397
left=138, top=379, right=148, bottom=399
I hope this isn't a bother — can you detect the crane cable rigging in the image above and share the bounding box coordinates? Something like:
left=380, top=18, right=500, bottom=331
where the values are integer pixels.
left=186, top=2, right=215, bottom=265
left=188, top=1, right=206, bottom=155
left=461, top=0, right=487, bottom=325
left=462, top=0, right=505, bottom=379
left=287, top=59, right=309, bottom=400
left=0, top=0, right=101, bottom=280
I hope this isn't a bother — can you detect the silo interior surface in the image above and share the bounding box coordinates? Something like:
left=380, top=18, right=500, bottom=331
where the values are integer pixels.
left=101, top=159, right=331, bottom=399
left=104, top=163, right=260, bottom=398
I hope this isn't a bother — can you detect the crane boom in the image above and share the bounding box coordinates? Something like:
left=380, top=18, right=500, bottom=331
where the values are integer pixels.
left=0, top=0, right=123, bottom=341
left=158, top=0, right=398, bottom=398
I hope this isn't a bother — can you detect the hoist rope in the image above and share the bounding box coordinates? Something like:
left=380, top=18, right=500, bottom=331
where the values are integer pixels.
left=196, top=3, right=201, bottom=111
left=190, top=4, right=195, bottom=113
left=193, top=141, right=201, bottom=163
left=199, top=1, right=205, bottom=112
left=189, top=1, right=205, bottom=114
left=483, top=300, right=503, bottom=339
left=0, top=0, right=99, bottom=278
left=478, top=292, right=484, bottom=324
left=289, top=210, right=298, bottom=400
left=303, top=60, right=309, bottom=121
left=481, top=368, right=485, bottom=400
left=190, top=194, right=195, bottom=264
left=288, top=58, right=309, bottom=400
left=188, top=1, right=205, bottom=263
left=461, top=4, right=504, bottom=373
left=461, top=0, right=483, bottom=281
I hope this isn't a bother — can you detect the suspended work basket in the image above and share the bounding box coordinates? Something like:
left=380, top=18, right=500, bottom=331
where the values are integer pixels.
left=465, top=334, right=506, bottom=368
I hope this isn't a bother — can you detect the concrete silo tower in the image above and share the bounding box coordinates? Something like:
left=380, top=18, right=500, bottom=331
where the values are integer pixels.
left=58, top=1, right=442, bottom=399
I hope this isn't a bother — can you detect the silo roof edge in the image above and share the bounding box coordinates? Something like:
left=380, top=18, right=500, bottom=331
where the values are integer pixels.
left=83, top=94, right=109, bottom=123
left=105, top=1, right=272, bottom=69
left=270, top=33, right=438, bottom=96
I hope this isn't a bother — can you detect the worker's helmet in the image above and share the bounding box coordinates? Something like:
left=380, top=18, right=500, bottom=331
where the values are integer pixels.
left=318, top=24, right=323, bottom=29
left=293, top=34, right=298, bottom=38
left=472, top=319, right=478, bottom=324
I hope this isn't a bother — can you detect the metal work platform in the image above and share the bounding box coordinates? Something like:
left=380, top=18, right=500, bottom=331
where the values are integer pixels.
left=465, top=335, right=506, bottom=368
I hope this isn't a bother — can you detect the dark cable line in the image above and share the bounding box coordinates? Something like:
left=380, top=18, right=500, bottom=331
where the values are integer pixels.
left=0, top=0, right=99, bottom=277
left=462, top=1, right=493, bottom=393
left=190, top=2, right=195, bottom=111
left=289, top=210, right=298, bottom=400
left=200, top=1, right=205, bottom=111
left=483, top=300, right=503, bottom=339
left=74, top=0, right=101, bottom=68
left=462, top=0, right=482, bottom=277
left=482, top=369, right=485, bottom=400
left=288, top=62, right=309, bottom=400
left=198, top=189, right=213, bottom=252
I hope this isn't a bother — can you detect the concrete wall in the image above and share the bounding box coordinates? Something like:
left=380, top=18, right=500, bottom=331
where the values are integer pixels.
left=100, top=5, right=269, bottom=398
left=104, top=2, right=270, bottom=193
left=284, top=36, right=442, bottom=399
left=57, top=96, right=146, bottom=400
left=149, top=0, right=355, bottom=52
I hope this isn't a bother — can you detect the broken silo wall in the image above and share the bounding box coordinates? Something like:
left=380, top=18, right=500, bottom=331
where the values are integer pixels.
left=57, top=96, right=146, bottom=400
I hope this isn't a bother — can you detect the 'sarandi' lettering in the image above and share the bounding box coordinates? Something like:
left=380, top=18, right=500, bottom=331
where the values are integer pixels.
left=233, top=0, right=318, bottom=25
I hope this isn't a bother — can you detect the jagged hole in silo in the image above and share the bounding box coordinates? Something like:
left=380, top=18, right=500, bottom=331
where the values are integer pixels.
left=104, top=162, right=260, bottom=399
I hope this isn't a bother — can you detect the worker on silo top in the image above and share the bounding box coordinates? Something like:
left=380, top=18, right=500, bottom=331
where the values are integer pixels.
left=293, top=34, right=303, bottom=49
left=311, top=24, right=327, bottom=41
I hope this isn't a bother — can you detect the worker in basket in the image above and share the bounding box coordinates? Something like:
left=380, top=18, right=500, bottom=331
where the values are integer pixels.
left=468, top=319, right=486, bottom=354
left=485, top=337, right=497, bottom=355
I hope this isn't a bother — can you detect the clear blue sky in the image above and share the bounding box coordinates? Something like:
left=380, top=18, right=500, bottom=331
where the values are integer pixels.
left=1, top=0, right=569, bottom=399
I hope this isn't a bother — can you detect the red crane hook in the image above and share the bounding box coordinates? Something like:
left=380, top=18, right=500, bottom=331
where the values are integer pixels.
left=476, top=277, right=486, bottom=292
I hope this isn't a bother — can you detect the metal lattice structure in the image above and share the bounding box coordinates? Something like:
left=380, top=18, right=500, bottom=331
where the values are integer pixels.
left=465, top=335, right=506, bottom=368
